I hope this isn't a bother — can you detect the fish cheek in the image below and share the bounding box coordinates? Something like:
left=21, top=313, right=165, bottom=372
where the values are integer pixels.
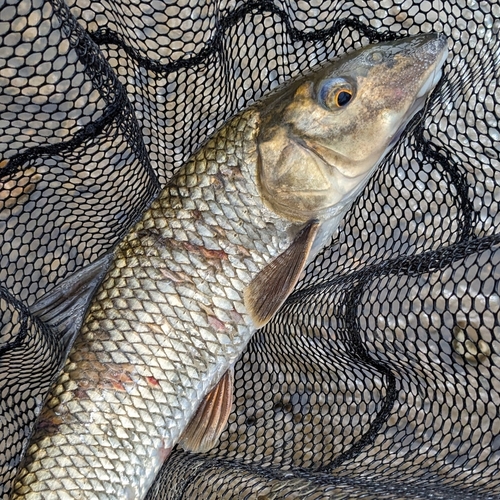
left=324, top=104, right=388, bottom=170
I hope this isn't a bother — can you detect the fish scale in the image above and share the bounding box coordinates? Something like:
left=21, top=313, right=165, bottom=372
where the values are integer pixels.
left=13, top=109, right=292, bottom=499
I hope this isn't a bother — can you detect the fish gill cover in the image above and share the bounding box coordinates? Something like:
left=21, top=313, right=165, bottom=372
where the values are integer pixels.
left=0, top=0, right=499, bottom=499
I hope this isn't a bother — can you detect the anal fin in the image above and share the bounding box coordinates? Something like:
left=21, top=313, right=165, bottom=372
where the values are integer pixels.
left=244, top=219, right=319, bottom=328
left=30, top=253, right=113, bottom=359
left=178, top=368, right=234, bottom=453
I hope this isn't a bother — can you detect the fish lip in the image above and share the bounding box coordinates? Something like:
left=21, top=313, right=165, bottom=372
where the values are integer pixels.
left=389, top=54, right=447, bottom=147
left=387, top=93, right=427, bottom=149
left=387, top=38, right=448, bottom=147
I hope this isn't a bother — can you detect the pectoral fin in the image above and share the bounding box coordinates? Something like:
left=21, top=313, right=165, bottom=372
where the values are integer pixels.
left=30, top=253, right=113, bottom=359
left=178, top=368, right=234, bottom=453
left=244, top=219, right=319, bottom=328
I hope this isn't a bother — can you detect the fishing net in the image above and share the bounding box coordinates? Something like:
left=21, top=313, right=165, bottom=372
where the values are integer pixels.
left=1, top=0, right=499, bottom=498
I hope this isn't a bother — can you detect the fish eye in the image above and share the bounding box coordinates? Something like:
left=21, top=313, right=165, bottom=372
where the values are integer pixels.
left=317, top=78, right=354, bottom=110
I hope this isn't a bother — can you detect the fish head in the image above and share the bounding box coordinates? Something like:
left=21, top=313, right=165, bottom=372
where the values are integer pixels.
left=257, top=33, right=449, bottom=222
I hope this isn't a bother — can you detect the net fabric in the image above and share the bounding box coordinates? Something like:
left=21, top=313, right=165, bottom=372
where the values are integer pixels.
left=0, top=0, right=499, bottom=499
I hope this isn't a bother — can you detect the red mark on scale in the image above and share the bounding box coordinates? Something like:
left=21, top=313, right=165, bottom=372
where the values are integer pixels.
left=208, top=315, right=228, bottom=332
left=146, top=376, right=161, bottom=388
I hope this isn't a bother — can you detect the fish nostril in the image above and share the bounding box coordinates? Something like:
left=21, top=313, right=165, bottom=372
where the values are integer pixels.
left=368, top=51, right=385, bottom=63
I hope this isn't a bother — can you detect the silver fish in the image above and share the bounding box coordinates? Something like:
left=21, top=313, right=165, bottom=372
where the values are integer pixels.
left=12, top=33, right=448, bottom=499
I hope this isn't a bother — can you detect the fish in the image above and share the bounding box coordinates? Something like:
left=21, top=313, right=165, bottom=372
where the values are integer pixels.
left=11, top=33, right=448, bottom=499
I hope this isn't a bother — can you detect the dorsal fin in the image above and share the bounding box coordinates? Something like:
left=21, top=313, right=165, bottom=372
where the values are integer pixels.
left=244, top=219, right=319, bottom=328
left=30, top=253, right=113, bottom=358
left=178, top=368, right=234, bottom=453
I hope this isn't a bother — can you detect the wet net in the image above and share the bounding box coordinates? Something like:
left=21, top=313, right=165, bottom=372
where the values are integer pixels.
left=1, top=0, right=499, bottom=498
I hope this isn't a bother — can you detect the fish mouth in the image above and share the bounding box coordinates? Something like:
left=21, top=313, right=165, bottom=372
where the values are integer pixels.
left=387, top=47, right=447, bottom=149
left=386, top=93, right=428, bottom=150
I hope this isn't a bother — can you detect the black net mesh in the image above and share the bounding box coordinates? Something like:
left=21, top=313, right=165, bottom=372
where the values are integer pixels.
left=1, top=0, right=500, bottom=498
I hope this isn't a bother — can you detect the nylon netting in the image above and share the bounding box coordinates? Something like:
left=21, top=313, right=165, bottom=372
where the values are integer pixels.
left=1, top=0, right=499, bottom=498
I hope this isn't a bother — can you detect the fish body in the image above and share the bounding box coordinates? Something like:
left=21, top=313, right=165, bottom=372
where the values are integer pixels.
left=11, top=33, right=448, bottom=499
